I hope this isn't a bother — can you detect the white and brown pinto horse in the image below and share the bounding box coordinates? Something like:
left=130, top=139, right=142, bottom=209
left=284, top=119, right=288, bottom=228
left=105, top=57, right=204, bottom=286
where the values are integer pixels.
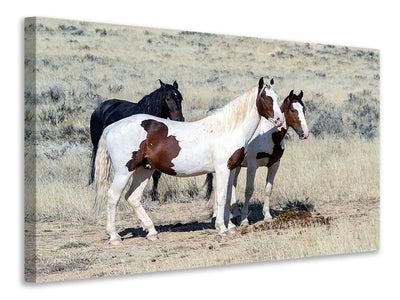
left=228, top=90, right=309, bottom=226
left=94, top=77, right=284, bottom=245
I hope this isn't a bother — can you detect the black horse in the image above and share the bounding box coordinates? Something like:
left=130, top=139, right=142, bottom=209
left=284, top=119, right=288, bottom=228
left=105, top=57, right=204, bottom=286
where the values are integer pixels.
left=89, top=80, right=185, bottom=201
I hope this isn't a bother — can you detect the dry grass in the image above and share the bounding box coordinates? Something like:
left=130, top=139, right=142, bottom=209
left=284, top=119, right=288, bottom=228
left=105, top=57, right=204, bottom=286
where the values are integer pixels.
left=24, top=17, right=379, bottom=282
left=25, top=135, right=379, bottom=221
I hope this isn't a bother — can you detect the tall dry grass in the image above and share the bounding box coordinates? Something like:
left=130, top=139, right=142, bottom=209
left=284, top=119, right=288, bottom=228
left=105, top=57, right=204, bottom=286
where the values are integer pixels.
left=25, top=135, right=379, bottom=221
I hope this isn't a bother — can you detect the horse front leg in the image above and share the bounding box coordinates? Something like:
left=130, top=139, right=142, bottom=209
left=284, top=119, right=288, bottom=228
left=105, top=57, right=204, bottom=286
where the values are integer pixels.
left=264, top=161, right=280, bottom=222
left=214, top=167, right=236, bottom=236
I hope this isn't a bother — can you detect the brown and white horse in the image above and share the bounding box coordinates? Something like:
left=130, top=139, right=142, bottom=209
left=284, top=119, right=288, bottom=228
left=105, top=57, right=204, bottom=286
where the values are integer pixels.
left=94, top=77, right=284, bottom=245
left=208, top=90, right=308, bottom=225
left=230, top=90, right=308, bottom=226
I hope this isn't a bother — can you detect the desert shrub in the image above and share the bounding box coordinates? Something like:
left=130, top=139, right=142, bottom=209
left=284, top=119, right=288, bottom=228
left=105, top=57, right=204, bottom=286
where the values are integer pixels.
left=309, top=90, right=379, bottom=139
left=38, top=103, right=83, bottom=126
left=304, top=99, right=318, bottom=114
left=108, top=84, right=124, bottom=93
left=343, top=90, right=379, bottom=139
left=41, top=85, right=66, bottom=104
left=95, top=28, right=107, bottom=36
left=58, top=24, right=78, bottom=31
left=59, top=124, right=90, bottom=144
left=58, top=24, right=84, bottom=36
left=310, top=107, right=344, bottom=138
left=39, top=105, right=66, bottom=126
left=349, top=104, right=379, bottom=139
left=40, top=128, right=58, bottom=140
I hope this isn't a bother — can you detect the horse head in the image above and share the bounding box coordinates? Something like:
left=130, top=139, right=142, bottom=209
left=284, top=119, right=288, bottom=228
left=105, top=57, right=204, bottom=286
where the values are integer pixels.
left=256, top=77, right=284, bottom=127
left=282, top=90, right=309, bottom=140
left=159, top=80, right=185, bottom=122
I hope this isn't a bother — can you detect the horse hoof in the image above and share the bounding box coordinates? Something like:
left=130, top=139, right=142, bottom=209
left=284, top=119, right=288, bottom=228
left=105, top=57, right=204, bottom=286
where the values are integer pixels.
left=240, top=220, right=249, bottom=228
left=147, top=234, right=159, bottom=241
left=109, top=238, right=122, bottom=246
left=264, top=217, right=273, bottom=223
left=232, top=216, right=241, bottom=225
left=228, top=227, right=238, bottom=235
left=219, top=230, right=229, bottom=237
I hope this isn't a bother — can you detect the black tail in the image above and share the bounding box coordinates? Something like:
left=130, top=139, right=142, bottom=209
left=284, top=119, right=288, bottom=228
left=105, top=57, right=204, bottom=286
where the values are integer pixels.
left=88, top=144, right=97, bottom=185
left=204, top=173, right=214, bottom=200
left=88, top=105, right=103, bottom=186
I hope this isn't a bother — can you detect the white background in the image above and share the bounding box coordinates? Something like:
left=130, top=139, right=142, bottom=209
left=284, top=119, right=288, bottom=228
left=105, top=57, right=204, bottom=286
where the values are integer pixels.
left=2, top=0, right=399, bottom=299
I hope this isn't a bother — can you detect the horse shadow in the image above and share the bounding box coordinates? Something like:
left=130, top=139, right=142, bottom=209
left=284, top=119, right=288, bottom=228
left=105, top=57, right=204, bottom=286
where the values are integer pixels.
left=119, top=199, right=314, bottom=239
left=119, top=221, right=215, bottom=240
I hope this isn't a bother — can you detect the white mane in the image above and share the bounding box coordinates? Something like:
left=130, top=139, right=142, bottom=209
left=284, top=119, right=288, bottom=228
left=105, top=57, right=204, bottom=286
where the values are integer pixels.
left=205, top=84, right=278, bottom=133
left=205, top=86, right=258, bottom=132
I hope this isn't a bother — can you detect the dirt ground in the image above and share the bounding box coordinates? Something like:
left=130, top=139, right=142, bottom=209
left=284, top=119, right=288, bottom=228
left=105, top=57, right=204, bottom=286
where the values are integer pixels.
left=25, top=198, right=379, bottom=283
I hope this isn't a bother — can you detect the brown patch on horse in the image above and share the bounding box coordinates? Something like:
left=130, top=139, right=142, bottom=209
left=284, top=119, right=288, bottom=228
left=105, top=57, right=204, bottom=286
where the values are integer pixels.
left=227, top=147, right=245, bottom=170
left=125, top=119, right=181, bottom=175
left=126, top=140, right=147, bottom=171
left=256, top=129, right=287, bottom=167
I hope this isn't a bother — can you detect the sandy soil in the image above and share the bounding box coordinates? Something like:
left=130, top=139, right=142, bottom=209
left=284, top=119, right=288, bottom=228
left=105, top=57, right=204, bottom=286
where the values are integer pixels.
left=25, top=198, right=379, bottom=283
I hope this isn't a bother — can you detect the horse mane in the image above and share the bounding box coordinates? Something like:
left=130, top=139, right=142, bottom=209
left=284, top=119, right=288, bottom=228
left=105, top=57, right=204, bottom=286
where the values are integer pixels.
left=136, top=87, right=166, bottom=115
left=206, top=86, right=259, bottom=132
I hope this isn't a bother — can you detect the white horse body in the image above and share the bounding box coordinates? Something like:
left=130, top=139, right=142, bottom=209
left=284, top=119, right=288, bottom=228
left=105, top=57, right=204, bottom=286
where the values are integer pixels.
left=94, top=78, right=284, bottom=245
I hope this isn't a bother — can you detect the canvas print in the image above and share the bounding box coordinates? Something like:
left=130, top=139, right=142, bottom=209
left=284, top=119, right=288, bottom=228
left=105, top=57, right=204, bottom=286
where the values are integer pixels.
left=24, top=17, right=380, bottom=283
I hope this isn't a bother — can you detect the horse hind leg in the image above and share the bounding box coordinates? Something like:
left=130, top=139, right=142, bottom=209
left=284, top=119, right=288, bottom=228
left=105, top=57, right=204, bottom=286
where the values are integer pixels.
left=151, top=170, right=161, bottom=201
left=125, top=168, right=158, bottom=240
left=240, top=162, right=257, bottom=227
left=230, top=167, right=242, bottom=225
left=106, top=172, right=131, bottom=245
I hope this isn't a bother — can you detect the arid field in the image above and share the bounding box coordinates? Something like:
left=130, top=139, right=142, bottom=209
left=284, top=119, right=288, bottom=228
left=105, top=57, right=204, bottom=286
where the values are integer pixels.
left=24, top=17, right=379, bottom=283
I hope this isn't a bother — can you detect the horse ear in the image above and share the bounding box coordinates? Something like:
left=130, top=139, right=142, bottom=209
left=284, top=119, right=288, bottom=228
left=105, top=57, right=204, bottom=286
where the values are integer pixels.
left=289, top=90, right=294, bottom=100
left=299, top=90, right=303, bottom=99
left=173, top=81, right=178, bottom=89
left=258, top=77, right=264, bottom=89
left=270, top=78, right=274, bottom=86
left=159, top=79, right=166, bottom=88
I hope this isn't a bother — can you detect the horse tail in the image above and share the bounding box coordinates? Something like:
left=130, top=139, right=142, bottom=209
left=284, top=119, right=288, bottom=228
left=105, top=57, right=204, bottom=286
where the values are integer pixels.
left=88, top=106, right=103, bottom=185
left=204, top=173, right=214, bottom=200
left=93, top=126, right=113, bottom=217
left=88, top=144, right=97, bottom=185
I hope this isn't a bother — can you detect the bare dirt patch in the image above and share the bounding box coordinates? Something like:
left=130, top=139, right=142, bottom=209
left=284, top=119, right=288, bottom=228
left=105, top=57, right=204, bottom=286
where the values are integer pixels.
left=25, top=198, right=379, bottom=283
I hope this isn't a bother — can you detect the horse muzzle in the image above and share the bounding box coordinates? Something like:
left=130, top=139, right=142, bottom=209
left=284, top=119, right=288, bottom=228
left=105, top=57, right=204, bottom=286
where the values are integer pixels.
left=298, top=125, right=309, bottom=140
left=173, top=116, right=185, bottom=122
left=272, top=113, right=284, bottom=127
